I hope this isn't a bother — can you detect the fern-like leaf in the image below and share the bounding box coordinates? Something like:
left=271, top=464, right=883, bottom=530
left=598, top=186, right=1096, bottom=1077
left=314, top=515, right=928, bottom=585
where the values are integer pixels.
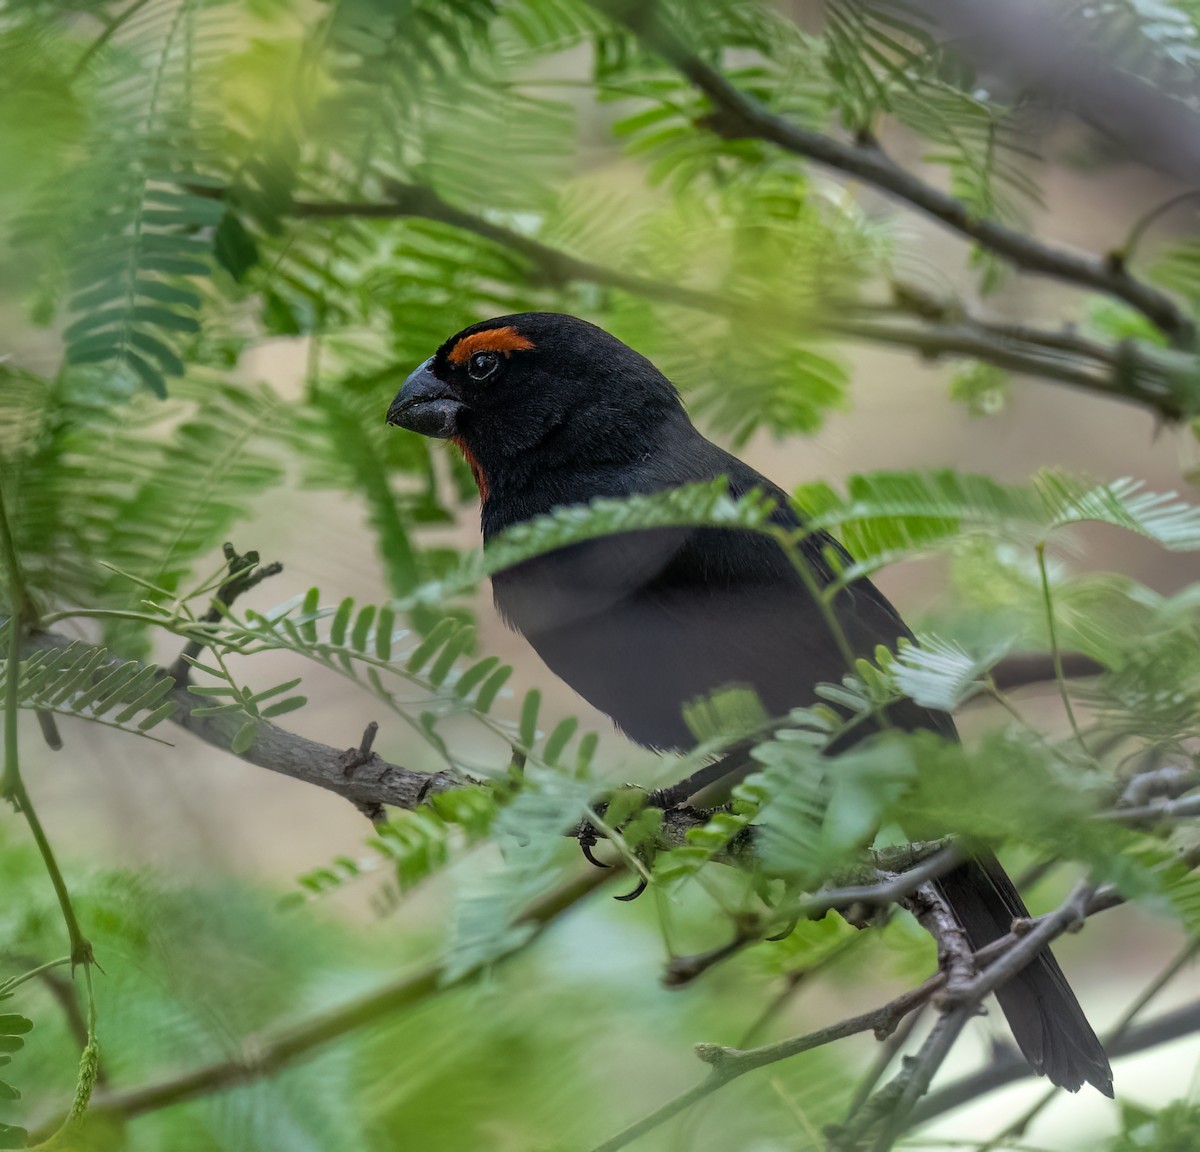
left=1, top=635, right=177, bottom=740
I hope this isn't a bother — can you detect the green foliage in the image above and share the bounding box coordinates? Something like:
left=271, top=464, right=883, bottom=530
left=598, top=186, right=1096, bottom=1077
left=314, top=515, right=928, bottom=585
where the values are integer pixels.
left=949, top=360, right=1010, bottom=415
left=745, top=731, right=915, bottom=886
left=293, top=787, right=499, bottom=902
left=795, top=468, right=1200, bottom=583
left=0, top=631, right=177, bottom=739
left=1111, top=1099, right=1200, bottom=1152
left=442, top=769, right=596, bottom=982
left=822, top=0, right=944, bottom=129
left=0, top=999, right=32, bottom=1151
left=2, top=0, right=1200, bottom=1147
left=882, top=634, right=1009, bottom=711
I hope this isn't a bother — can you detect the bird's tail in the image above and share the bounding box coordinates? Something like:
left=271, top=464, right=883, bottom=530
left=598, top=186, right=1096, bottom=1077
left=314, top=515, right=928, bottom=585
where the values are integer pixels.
left=934, top=854, right=1113, bottom=1096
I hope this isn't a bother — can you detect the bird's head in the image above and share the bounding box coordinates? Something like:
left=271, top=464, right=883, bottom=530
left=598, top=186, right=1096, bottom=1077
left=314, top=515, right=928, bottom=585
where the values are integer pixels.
left=386, top=312, right=685, bottom=499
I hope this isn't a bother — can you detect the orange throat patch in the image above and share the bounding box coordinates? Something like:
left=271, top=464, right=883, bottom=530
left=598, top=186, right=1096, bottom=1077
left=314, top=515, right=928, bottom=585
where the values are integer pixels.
left=446, top=325, right=535, bottom=364
left=451, top=436, right=489, bottom=502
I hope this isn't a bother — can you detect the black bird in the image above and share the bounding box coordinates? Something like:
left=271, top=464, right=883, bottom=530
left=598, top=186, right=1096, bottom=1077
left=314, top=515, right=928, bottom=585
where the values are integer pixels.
left=387, top=311, right=1113, bottom=1096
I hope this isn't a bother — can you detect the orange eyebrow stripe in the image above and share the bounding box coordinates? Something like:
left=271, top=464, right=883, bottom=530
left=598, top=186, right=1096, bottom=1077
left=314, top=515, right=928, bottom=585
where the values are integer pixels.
left=447, top=326, right=535, bottom=364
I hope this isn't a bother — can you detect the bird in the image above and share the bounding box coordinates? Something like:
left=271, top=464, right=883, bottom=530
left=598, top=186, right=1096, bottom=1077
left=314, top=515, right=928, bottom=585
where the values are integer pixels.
left=386, top=310, right=1113, bottom=1096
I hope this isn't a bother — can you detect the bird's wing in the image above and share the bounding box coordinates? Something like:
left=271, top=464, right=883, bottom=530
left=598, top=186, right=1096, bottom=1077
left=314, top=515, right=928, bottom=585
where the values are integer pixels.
left=493, top=465, right=948, bottom=749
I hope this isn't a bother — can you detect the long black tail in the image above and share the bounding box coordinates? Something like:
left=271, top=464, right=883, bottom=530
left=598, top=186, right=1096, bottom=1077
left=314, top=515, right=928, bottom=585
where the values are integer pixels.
left=935, top=855, right=1113, bottom=1095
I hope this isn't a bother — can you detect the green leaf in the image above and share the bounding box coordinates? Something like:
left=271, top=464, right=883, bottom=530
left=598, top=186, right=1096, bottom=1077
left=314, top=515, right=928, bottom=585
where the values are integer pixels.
left=519, top=689, right=541, bottom=752
left=375, top=607, right=396, bottom=660
left=231, top=718, right=258, bottom=754
left=260, top=696, right=307, bottom=718
left=474, top=664, right=512, bottom=713
left=542, top=717, right=578, bottom=765
left=330, top=598, right=354, bottom=647
left=887, top=635, right=1009, bottom=711
left=351, top=605, right=377, bottom=654
left=405, top=618, right=459, bottom=674
left=250, top=678, right=304, bottom=704
left=0, top=1121, right=28, bottom=1149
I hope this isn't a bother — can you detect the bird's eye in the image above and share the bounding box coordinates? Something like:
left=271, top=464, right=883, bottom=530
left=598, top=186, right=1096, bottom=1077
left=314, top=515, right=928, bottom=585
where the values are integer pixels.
left=467, top=350, right=500, bottom=381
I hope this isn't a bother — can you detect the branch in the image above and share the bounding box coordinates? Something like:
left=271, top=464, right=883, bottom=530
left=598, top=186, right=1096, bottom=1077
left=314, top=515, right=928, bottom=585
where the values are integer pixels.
left=19, top=622, right=463, bottom=815
left=583, top=0, right=1195, bottom=349
left=587, top=979, right=938, bottom=1152
left=833, top=881, right=982, bottom=1149
left=830, top=315, right=1193, bottom=420
left=1104, top=791, right=1200, bottom=825
left=30, top=865, right=614, bottom=1138
left=662, top=843, right=962, bottom=988
left=989, top=651, right=1104, bottom=692
left=858, top=882, right=1096, bottom=1150
left=295, top=184, right=726, bottom=316
left=589, top=875, right=1140, bottom=1152
left=291, top=185, right=1199, bottom=420
left=169, top=542, right=283, bottom=683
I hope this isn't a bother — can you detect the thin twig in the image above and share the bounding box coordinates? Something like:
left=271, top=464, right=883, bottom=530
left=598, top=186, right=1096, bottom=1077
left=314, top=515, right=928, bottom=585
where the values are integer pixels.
left=589, top=873, right=1124, bottom=1152
left=830, top=316, right=1191, bottom=419
left=0, top=483, right=99, bottom=1138
left=169, top=543, right=283, bottom=684
left=842, top=882, right=1095, bottom=1150
left=1122, top=189, right=1200, bottom=265
left=1103, top=792, right=1200, bottom=825
left=587, top=981, right=937, bottom=1152
left=842, top=1003, right=929, bottom=1122
left=1036, top=542, right=1088, bottom=751
left=838, top=883, right=980, bottom=1149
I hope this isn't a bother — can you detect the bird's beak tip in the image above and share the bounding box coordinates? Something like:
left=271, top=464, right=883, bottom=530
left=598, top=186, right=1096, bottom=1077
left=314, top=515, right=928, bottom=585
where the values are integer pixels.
left=386, top=361, right=465, bottom=439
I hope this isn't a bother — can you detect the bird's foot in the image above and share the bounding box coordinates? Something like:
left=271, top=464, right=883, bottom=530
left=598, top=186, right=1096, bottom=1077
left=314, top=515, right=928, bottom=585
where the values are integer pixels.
left=573, top=785, right=670, bottom=900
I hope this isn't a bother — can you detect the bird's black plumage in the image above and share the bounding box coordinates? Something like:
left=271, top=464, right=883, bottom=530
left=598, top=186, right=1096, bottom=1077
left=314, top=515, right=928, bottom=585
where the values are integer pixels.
left=387, top=311, right=1113, bottom=1096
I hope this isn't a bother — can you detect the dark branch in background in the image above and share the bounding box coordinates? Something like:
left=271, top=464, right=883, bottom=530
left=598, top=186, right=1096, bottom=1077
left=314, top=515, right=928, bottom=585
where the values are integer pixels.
left=583, top=0, right=1195, bottom=349
left=981, top=938, right=1200, bottom=1150
left=301, top=184, right=727, bottom=315
left=989, top=651, right=1103, bottom=692
left=915, top=0, right=1200, bottom=186
left=290, top=186, right=1199, bottom=421
left=910, top=998, right=1200, bottom=1128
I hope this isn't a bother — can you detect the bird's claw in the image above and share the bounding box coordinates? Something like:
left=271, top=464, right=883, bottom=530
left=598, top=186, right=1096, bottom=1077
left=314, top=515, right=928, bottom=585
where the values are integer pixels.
left=765, top=917, right=799, bottom=942
left=580, top=835, right=611, bottom=870
left=574, top=788, right=662, bottom=900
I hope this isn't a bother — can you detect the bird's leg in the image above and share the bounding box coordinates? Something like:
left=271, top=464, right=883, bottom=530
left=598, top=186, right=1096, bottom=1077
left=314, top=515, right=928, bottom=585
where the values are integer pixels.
left=648, top=740, right=758, bottom=810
